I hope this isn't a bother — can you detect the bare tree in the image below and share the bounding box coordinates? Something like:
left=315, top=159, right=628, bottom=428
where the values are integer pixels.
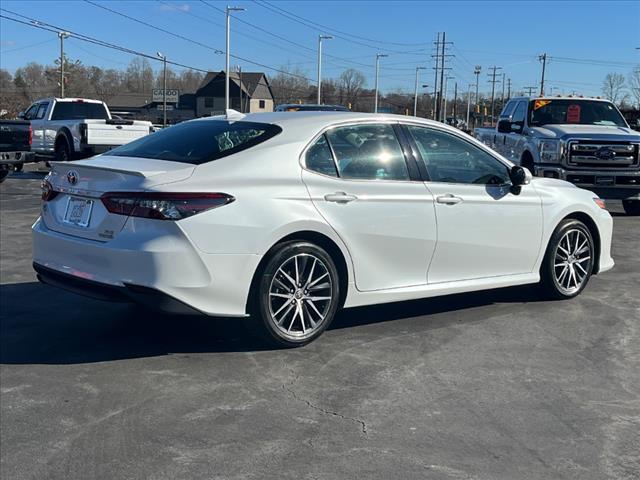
left=602, top=73, right=626, bottom=104
left=338, top=68, right=366, bottom=109
left=269, top=66, right=311, bottom=104
left=629, top=67, right=640, bottom=108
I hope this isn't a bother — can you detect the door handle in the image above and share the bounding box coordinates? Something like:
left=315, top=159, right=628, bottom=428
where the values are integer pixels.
left=324, top=192, right=358, bottom=203
left=436, top=194, right=463, bottom=205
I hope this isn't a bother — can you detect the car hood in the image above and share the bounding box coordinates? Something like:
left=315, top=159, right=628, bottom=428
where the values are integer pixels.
left=530, top=124, right=640, bottom=141
left=530, top=176, right=576, bottom=190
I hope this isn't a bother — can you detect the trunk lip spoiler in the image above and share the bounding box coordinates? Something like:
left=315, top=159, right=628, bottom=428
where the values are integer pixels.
left=50, top=161, right=146, bottom=177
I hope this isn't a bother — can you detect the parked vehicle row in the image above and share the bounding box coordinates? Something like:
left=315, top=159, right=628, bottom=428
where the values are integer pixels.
left=33, top=111, right=613, bottom=346
left=475, top=97, right=640, bottom=215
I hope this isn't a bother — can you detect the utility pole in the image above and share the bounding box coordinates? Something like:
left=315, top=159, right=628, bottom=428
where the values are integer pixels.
left=58, top=31, right=70, bottom=97
left=413, top=66, right=426, bottom=116
left=157, top=52, right=167, bottom=127
left=317, top=35, right=333, bottom=104
left=500, top=72, right=506, bottom=106
left=432, top=32, right=440, bottom=120
left=443, top=75, right=454, bottom=121
left=374, top=53, right=388, bottom=113
left=487, top=65, right=502, bottom=126
left=225, top=5, right=245, bottom=112
left=524, top=86, right=537, bottom=96
left=432, top=32, right=453, bottom=122
left=453, top=81, right=458, bottom=120
left=466, top=83, right=473, bottom=128
left=506, top=77, right=512, bottom=100
left=539, top=53, right=547, bottom=96
left=236, top=65, right=243, bottom=112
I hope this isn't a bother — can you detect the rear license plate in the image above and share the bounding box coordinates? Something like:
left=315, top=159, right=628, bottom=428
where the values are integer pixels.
left=595, top=176, right=615, bottom=186
left=63, top=197, right=94, bottom=227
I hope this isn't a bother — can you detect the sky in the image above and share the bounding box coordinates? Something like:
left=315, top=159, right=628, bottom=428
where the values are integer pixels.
left=1, top=0, right=639, bottom=98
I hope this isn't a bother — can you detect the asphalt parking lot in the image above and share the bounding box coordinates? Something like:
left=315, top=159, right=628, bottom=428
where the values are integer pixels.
left=1, top=170, right=639, bottom=480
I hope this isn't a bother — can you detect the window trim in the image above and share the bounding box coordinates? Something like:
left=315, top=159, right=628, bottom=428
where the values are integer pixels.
left=399, top=122, right=513, bottom=187
left=299, top=119, right=421, bottom=183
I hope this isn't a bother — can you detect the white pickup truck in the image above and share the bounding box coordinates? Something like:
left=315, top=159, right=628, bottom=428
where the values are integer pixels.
left=475, top=97, right=640, bottom=215
left=19, top=98, right=152, bottom=163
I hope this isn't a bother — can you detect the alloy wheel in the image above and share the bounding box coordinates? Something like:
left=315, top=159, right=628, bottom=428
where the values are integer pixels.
left=268, top=253, right=333, bottom=338
left=553, top=228, right=592, bottom=295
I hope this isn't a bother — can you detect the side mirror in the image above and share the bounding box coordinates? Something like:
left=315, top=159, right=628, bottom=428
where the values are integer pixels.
left=497, top=119, right=511, bottom=133
left=510, top=165, right=531, bottom=186
left=17, top=111, right=25, bottom=119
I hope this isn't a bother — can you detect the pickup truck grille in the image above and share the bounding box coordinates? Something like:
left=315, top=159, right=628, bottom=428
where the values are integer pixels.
left=567, top=140, right=639, bottom=169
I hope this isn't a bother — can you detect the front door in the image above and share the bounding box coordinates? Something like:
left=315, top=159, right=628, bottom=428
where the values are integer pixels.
left=404, top=124, right=543, bottom=284
left=301, top=123, right=437, bottom=291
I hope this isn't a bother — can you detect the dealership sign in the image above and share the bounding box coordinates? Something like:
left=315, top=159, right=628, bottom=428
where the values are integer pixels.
left=152, top=89, right=179, bottom=103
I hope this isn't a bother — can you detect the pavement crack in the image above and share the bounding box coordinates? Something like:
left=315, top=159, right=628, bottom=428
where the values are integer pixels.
left=281, top=369, right=368, bottom=435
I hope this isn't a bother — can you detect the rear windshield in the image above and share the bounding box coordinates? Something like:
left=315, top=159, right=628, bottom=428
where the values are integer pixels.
left=529, top=99, right=627, bottom=127
left=51, top=102, right=109, bottom=120
left=108, top=120, right=282, bottom=164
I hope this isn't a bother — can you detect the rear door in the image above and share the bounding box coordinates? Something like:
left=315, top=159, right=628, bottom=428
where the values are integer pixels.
left=29, top=101, right=49, bottom=151
left=301, top=122, right=437, bottom=291
left=403, top=124, right=543, bottom=284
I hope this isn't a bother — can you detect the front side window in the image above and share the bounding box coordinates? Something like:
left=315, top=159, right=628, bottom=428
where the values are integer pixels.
left=325, top=124, right=409, bottom=181
left=500, top=101, right=517, bottom=118
left=305, top=134, right=338, bottom=177
left=407, top=125, right=510, bottom=185
left=511, top=101, right=527, bottom=125
left=109, top=120, right=282, bottom=165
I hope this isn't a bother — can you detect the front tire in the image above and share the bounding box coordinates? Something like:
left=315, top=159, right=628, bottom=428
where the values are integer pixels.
left=252, top=241, right=341, bottom=347
left=540, top=219, right=594, bottom=299
left=54, top=139, right=71, bottom=163
left=622, top=200, right=640, bottom=216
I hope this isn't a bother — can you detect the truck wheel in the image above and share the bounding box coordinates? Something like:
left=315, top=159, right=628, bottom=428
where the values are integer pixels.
left=13, top=162, right=23, bottom=173
left=540, top=218, right=594, bottom=300
left=622, top=200, right=640, bottom=216
left=54, top=140, right=71, bottom=163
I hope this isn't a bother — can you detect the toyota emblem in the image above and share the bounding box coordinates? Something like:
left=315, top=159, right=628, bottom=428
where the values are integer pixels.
left=67, top=170, right=79, bottom=185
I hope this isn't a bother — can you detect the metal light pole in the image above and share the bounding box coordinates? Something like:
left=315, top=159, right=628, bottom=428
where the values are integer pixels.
left=225, top=5, right=245, bottom=112
left=157, top=52, right=167, bottom=127
left=413, top=66, right=426, bottom=116
left=474, top=65, right=481, bottom=128
left=58, top=31, right=70, bottom=97
left=374, top=53, right=388, bottom=113
left=317, top=35, right=333, bottom=105
left=466, top=83, right=474, bottom=128
left=443, top=75, right=454, bottom=122
left=236, top=65, right=243, bottom=112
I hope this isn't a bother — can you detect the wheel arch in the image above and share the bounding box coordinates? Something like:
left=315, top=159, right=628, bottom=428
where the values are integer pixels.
left=521, top=149, right=535, bottom=171
left=245, top=230, right=351, bottom=314
left=55, top=128, right=74, bottom=154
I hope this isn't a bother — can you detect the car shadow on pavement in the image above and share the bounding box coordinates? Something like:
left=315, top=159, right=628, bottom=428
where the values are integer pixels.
left=0, top=280, right=543, bottom=365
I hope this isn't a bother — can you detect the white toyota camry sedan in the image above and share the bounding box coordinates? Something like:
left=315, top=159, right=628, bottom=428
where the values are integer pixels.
left=33, top=111, right=614, bottom=346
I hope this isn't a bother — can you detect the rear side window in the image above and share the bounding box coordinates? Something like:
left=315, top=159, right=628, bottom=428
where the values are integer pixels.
left=51, top=102, right=109, bottom=120
left=35, top=103, right=48, bottom=119
left=325, top=124, right=409, bottom=180
left=305, top=134, right=338, bottom=177
left=108, top=120, right=282, bottom=165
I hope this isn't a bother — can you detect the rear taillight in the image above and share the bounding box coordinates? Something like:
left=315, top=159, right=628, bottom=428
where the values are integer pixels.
left=101, top=192, right=234, bottom=220
left=79, top=124, right=88, bottom=144
left=28, top=125, right=33, bottom=146
left=41, top=180, right=57, bottom=201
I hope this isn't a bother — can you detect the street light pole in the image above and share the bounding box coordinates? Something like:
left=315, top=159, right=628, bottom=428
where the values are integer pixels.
left=157, top=52, right=167, bottom=127
left=413, top=66, right=426, bottom=116
left=58, top=31, right=70, bottom=97
left=443, top=75, right=454, bottom=122
left=466, top=83, right=474, bottom=128
left=474, top=65, right=481, bottom=128
left=225, top=5, right=245, bottom=112
left=317, top=35, right=333, bottom=105
left=374, top=53, right=388, bottom=113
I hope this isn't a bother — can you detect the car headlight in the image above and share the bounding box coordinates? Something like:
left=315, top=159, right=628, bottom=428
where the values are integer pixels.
left=538, top=139, right=561, bottom=163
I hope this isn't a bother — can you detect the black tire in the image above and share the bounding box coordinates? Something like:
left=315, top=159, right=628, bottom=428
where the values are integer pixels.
left=540, top=219, right=594, bottom=299
left=622, top=200, right=640, bottom=216
left=13, top=162, right=23, bottom=173
left=521, top=152, right=534, bottom=176
left=251, top=241, right=341, bottom=347
left=54, top=139, right=71, bottom=163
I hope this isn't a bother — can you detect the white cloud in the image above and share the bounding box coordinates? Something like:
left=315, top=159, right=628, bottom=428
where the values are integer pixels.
left=159, top=3, right=190, bottom=12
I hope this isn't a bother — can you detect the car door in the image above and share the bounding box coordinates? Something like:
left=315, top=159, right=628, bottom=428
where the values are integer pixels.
left=29, top=102, right=49, bottom=152
left=505, top=101, right=527, bottom=163
left=301, top=122, right=437, bottom=292
left=403, top=124, right=543, bottom=284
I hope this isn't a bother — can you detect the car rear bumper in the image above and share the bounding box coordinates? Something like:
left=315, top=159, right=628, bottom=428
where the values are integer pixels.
left=534, top=165, right=640, bottom=200
left=32, top=217, right=261, bottom=317
left=0, top=151, right=35, bottom=164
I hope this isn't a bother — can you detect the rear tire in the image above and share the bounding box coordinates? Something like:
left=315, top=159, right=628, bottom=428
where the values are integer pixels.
left=13, top=162, right=23, bottom=173
left=251, top=241, right=341, bottom=347
left=622, top=200, right=640, bottom=216
left=54, top=139, right=71, bottom=163
left=540, top=219, right=594, bottom=299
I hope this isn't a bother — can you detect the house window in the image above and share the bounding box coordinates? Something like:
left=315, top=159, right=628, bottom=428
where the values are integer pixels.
left=259, top=100, right=266, bottom=109
left=204, top=97, right=214, bottom=108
